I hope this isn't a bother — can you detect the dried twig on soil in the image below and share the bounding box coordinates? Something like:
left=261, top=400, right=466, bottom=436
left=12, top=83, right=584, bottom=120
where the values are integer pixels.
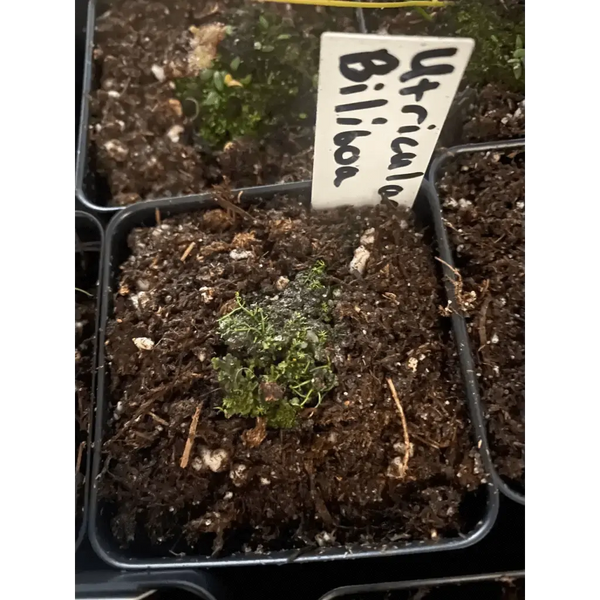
left=435, top=257, right=476, bottom=311
left=75, top=287, right=94, bottom=297
left=386, top=378, right=411, bottom=476
left=180, top=241, right=196, bottom=262
left=478, top=296, right=492, bottom=352
left=76, top=441, right=85, bottom=474
left=435, top=256, right=461, bottom=278
left=155, top=208, right=161, bottom=225
left=106, top=394, right=161, bottom=444
left=212, top=178, right=254, bottom=222
left=149, top=412, right=169, bottom=427
left=180, top=404, right=202, bottom=469
left=411, top=432, right=441, bottom=450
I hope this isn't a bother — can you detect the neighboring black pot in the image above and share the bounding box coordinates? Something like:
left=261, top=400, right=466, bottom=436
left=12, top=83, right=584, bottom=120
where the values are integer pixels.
left=75, top=569, right=224, bottom=600
left=429, top=139, right=526, bottom=505
left=89, top=182, right=499, bottom=569
left=76, top=211, right=104, bottom=551
left=76, top=0, right=88, bottom=151
left=75, top=0, right=363, bottom=214
left=318, top=570, right=524, bottom=600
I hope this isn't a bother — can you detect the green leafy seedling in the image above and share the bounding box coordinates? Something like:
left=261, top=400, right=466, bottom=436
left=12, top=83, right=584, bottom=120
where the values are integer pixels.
left=213, top=264, right=337, bottom=428
left=507, top=35, right=525, bottom=80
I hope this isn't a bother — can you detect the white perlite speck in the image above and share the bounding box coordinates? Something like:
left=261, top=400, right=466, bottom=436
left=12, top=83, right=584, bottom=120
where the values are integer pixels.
left=103, top=139, right=128, bottom=161
left=230, top=463, right=248, bottom=487
left=349, top=246, right=371, bottom=277
left=275, top=276, right=289, bottom=291
left=201, top=448, right=229, bottom=473
left=151, top=64, right=166, bottom=82
left=360, top=228, right=376, bottom=246
left=132, top=337, right=154, bottom=351
left=230, top=249, right=253, bottom=260
left=167, top=125, right=184, bottom=143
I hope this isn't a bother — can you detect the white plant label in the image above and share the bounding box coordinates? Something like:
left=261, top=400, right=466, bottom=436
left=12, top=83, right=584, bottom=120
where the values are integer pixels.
left=311, top=33, right=474, bottom=209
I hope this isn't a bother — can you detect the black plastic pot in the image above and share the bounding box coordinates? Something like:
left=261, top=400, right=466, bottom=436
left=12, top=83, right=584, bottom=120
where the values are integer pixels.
left=318, top=570, right=524, bottom=600
left=429, top=139, right=525, bottom=505
left=75, top=0, right=364, bottom=214
left=75, top=570, right=223, bottom=600
left=89, top=182, right=499, bottom=569
left=76, top=211, right=104, bottom=551
left=76, top=0, right=88, bottom=151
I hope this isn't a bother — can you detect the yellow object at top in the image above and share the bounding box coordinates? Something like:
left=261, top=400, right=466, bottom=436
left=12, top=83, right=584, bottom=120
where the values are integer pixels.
left=256, top=0, right=449, bottom=10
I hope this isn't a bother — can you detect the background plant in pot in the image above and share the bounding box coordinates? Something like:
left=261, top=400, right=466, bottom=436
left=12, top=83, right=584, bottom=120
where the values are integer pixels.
left=438, top=148, right=525, bottom=492
left=89, top=0, right=356, bottom=206
left=176, top=9, right=318, bottom=151
left=364, top=0, right=525, bottom=145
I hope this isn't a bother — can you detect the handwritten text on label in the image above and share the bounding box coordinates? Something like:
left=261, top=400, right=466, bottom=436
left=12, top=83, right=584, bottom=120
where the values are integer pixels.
left=312, top=34, right=474, bottom=209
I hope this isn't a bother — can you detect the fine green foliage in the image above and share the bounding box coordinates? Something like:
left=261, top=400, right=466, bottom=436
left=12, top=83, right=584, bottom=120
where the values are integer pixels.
left=213, top=264, right=337, bottom=428
left=507, top=35, right=525, bottom=80
left=446, top=0, right=525, bottom=92
left=175, top=8, right=319, bottom=149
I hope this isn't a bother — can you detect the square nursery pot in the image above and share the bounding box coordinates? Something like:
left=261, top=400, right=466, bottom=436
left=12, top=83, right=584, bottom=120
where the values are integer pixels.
left=75, top=0, right=365, bottom=214
left=429, top=139, right=525, bottom=505
left=75, top=570, right=223, bottom=600
left=89, top=182, right=499, bottom=569
left=318, top=570, right=525, bottom=600
left=76, top=211, right=104, bottom=551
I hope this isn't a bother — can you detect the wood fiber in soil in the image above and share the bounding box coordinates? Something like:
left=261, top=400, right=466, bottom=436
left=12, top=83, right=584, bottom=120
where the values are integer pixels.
left=102, top=200, right=486, bottom=556
left=440, top=153, right=524, bottom=485
left=89, top=0, right=356, bottom=206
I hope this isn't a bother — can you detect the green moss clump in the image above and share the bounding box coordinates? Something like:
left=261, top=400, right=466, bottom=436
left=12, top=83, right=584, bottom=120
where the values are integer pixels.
left=175, top=8, right=319, bottom=150
left=445, top=0, right=525, bottom=92
left=212, top=263, right=337, bottom=429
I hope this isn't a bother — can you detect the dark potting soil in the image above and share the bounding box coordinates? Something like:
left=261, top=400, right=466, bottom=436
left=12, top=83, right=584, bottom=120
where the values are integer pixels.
left=76, top=294, right=96, bottom=514
left=461, top=85, right=524, bottom=143
left=89, top=0, right=356, bottom=206
left=101, top=199, right=486, bottom=556
left=439, top=152, right=524, bottom=486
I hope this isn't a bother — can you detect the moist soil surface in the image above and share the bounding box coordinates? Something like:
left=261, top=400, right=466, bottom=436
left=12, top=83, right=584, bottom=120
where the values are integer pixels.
left=89, top=0, right=356, bottom=207
left=76, top=293, right=96, bottom=518
left=101, top=199, right=486, bottom=557
left=439, top=151, right=524, bottom=487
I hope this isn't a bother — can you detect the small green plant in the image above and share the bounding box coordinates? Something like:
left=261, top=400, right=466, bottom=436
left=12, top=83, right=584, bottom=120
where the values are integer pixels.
left=212, top=264, right=337, bottom=428
left=447, top=0, right=525, bottom=92
left=175, top=8, right=319, bottom=149
left=302, top=259, right=326, bottom=290
left=507, top=35, right=524, bottom=80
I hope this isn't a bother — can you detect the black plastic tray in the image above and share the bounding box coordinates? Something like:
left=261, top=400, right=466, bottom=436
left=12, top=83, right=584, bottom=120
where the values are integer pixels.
left=429, top=139, right=525, bottom=505
left=76, top=211, right=104, bottom=551
left=89, top=182, right=499, bottom=569
left=318, top=570, right=524, bottom=600
left=75, top=0, right=364, bottom=214
left=75, top=570, right=223, bottom=600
